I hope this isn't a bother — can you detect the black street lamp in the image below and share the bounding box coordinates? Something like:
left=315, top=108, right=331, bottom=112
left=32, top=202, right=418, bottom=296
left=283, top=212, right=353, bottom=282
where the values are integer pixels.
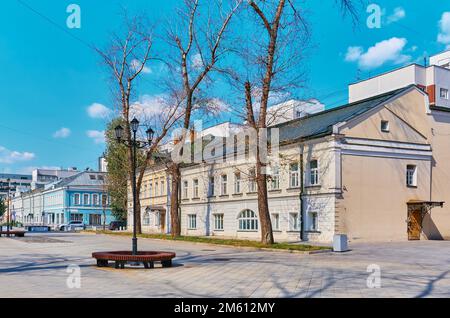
left=114, top=118, right=154, bottom=256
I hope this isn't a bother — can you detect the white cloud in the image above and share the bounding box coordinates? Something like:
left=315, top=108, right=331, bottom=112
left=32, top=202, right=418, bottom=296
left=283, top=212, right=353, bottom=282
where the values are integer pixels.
left=345, top=37, right=411, bottom=70
left=438, top=12, right=450, bottom=45
left=387, top=7, right=406, bottom=24
left=87, top=103, right=112, bottom=119
left=131, top=59, right=152, bottom=74
left=0, top=146, right=35, bottom=164
left=345, top=46, right=363, bottom=62
left=130, top=94, right=169, bottom=121
left=86, top=130, right=106, bottom=144
left=53, top=127, right=71, bottom=139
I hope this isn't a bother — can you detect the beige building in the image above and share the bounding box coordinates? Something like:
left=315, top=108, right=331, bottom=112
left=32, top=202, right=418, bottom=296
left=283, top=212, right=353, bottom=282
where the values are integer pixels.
left=128, top=157, right=171, bottom=234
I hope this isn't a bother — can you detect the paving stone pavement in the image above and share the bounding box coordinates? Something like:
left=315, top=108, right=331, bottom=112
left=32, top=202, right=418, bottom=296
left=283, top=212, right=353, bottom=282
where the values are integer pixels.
left=0, top=233, right=449, bottom=298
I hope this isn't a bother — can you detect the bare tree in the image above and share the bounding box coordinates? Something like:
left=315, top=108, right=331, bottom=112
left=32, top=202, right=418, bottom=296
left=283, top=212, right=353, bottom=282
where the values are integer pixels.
left=162, top=0, right=242, bottom=237
left=97, top=13, right=185, bottom=234
left=226, top=0, right=359, bottom=244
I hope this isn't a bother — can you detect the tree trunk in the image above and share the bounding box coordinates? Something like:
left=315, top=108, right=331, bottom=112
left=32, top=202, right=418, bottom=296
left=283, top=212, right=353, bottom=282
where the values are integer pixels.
left=256, top=150, right=274, bottom=245
left=170, top=163, right=181, bottom=237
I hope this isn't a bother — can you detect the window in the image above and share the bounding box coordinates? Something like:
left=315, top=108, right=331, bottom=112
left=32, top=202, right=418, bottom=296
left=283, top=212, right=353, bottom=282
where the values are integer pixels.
left=309, top=160, right=319, bottom=186
left=270, top=166, right=280, bottom=190
left=289, top=213, right=299, bottom=231
left=89, top=175, right=96, bottom=180
left=92, top=194, right=99, bottom=206
left=149, top=182, right=153, bottom=197
left=381, top=120, right=390, bottom=132
left=89, top=214, right=102, bottom=225
left=70, top=213, right=83, bottom=222
left=193, top=179, right=199, bottom=198
left=289, top=163, right=300, bottom=188
left=440, top=88, right=449, bottom=99
left=83, top=194, right=90, bottom=205
left=248, top=168, right=256, bottom=192
left=214, top=214, right=224, bottom=230
left=271, top=213, right=280, bottom=231
left=234, top=172, right=241, bottom=194
left=101, top=194, right=108, bottom=206
left=406, top=165, right=417, bottom=187
left=221, top=175, right=228, bottom=195
left=155, top=211, right=162, bottom=227
left=308, top=212, right=318, bottom=231
left=238, top=209, right=258, bottom=231
left=160, top=179, right=165, bottom=196
left=188, top=214, right=197, bottom=229
left=143, top=211, right=151, bottom=226
left=183, top=181, right=189, bottom=199
left=209, top=177, right=215, bottom=196
left=74, top=193, right=81, bottom=205
left=155, top=182, right=159, bottom=196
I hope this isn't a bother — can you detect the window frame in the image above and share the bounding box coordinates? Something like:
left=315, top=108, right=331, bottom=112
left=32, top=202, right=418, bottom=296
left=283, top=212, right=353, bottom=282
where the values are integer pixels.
left=238, top=209, right=258, bottom=231
left=83, top=193, right=90, bottom=205
left=309, top=160, right=319, bottom=186
left=74, top=193, right=81, bottom=206
left=381, top=120, right=390, bottom=132
left=406, top=164, right=418, bottom=187
left=234, top=172, right=242, bottom=194
left=289, top=213, right=300, bottom=231
left=289, top=163, right=300, bottom=188
left=440, top=87, right=449, bottom=99
left=187, top=214, right=197, bottom=230
left=221, top=174, right=228, bottom=195
left=193, top=179, right=199, bottom=198
left=214, top=213, right=224, bottom=231
left=271, top=213, right=280, bottom=231
left=183, top=180, right=189, bottom=199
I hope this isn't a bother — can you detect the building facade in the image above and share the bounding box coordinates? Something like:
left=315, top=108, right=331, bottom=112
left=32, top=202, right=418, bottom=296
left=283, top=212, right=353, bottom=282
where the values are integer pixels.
left=11, top=171, right=115, bottom=228
left=133, top=51, right=450, bottom=243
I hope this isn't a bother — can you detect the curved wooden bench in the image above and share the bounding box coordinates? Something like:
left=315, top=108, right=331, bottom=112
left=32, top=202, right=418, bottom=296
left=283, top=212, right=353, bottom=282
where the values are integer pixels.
left=0, top=231, right=26, bottom=237
left=92, top=251, right=176, bottom=269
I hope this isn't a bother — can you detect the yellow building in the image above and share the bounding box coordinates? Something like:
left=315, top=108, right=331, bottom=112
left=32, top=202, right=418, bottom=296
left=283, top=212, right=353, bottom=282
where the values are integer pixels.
left=128, top=156, right=171, bottom=234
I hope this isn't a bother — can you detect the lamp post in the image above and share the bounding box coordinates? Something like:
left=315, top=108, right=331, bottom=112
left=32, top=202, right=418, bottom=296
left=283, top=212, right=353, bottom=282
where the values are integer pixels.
left=114, top=118, right=154, bottom=255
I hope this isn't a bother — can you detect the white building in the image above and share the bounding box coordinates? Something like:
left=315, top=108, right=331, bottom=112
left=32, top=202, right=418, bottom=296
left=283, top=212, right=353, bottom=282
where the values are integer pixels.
left=267, top=99, right=325, bottom=125
left=349, top=51, right=450, bottom=109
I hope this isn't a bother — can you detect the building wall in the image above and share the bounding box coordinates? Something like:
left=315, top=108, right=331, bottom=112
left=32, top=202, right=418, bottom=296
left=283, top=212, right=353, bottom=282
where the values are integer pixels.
left=128, top=165, right=170, bottom=234
left=339, top=154, right=431, bottom=242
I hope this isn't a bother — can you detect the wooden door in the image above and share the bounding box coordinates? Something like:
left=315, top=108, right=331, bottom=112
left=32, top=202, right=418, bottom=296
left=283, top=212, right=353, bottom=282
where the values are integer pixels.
left=408, top=209, right=422, bottom=240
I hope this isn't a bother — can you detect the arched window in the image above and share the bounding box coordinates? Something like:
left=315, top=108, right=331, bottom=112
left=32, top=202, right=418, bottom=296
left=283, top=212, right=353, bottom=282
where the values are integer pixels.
left=238, top=209, right=258, bottom=231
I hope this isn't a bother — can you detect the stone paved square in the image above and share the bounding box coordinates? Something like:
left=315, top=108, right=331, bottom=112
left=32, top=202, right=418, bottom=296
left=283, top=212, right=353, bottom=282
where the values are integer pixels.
left=1, top=232, right=450, bottom=298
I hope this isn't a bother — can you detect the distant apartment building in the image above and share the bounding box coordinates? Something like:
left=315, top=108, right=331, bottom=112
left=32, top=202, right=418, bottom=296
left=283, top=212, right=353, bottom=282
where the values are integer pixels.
left=31, top=168, right=79, bottom=190
left=11, top=171, right=115, bottom=228
left=0, top=173, right=32, bottom=199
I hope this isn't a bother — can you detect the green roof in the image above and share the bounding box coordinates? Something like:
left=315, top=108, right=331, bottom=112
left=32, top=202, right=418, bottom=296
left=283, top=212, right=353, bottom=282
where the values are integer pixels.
left=274, top=85, right=414, bottom=144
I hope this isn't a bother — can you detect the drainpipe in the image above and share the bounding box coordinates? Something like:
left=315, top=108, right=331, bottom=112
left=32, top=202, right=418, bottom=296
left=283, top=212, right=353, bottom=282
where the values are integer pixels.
left=299, top=148, right=305, bottom=241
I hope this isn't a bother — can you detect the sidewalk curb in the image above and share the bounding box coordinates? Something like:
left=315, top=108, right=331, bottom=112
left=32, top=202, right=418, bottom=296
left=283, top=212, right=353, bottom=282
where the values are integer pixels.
left=82, top=231, right=332, bottom=255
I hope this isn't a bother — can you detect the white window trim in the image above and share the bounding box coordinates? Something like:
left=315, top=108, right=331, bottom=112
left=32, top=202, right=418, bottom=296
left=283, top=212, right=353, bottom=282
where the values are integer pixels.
left=187, top=214, right=197, bottom=230
left=406, top=165, right=418, bottom=187
left=213, top=213, right=224, bottom=231
left=289, top=212, right=300, bottom=231
left=289, top=163, right=300, bottom=188
left=309, top=160, right=320, bottom=186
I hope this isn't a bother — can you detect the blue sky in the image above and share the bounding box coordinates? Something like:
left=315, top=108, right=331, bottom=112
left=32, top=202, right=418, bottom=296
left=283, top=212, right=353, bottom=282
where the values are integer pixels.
left=0, top=0, right=449, bottom=174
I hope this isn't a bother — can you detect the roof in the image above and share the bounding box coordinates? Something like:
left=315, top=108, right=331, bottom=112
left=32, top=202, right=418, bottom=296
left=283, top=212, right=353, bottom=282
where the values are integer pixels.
left=274, top=85, right=415, bottom=144
left=46, top=171, right=106, bottom=189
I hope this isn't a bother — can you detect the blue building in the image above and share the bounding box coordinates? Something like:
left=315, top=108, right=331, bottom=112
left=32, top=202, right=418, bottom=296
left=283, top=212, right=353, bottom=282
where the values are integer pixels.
left=11, top=171, right=116, bottom=228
